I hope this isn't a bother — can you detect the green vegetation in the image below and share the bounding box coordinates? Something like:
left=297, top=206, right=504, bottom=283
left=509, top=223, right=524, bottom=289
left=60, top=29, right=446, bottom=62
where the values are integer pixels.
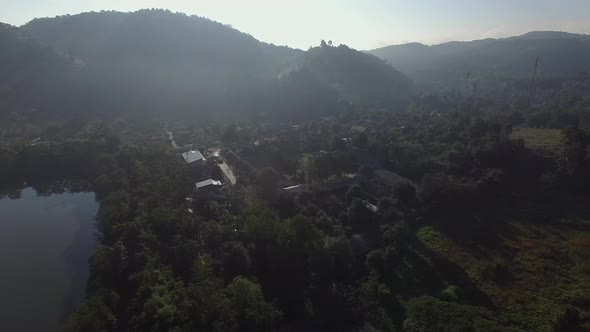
left=2, top=8, right=590, bottom=332
left=512, top=128, right=563, bottom=153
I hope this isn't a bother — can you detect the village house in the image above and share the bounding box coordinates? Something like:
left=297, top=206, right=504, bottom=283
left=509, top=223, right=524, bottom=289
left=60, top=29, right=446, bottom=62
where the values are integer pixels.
left=195, top=179, right=223, bottom=190
left=182, top=150, right=206, bottom=169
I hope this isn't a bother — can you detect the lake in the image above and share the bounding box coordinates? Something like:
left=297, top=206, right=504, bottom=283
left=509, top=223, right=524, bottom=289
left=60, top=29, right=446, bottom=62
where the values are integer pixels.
left=0, top=188, right=98, bottom=332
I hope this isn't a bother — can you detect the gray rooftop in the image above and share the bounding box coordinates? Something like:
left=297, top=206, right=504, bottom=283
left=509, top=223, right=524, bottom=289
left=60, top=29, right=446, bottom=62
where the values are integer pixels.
left=282, top=184, right=310, bottom=193
left=196, top=179, right=223, bottom=189
left=182, top=150, right=205, bottom=164
left=374, top=169, right=417, bottom=189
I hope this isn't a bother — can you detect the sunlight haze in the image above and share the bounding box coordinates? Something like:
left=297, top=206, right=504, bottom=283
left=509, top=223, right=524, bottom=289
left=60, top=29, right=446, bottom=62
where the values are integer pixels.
left=1, top=0, right=589, bottom=49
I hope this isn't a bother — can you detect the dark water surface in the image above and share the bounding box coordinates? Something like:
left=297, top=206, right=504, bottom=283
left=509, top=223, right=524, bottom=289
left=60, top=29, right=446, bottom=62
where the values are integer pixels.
left=0, top=188, right=98, bottom=332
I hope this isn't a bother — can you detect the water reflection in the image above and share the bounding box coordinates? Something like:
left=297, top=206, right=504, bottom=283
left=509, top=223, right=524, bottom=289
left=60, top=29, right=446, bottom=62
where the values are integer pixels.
left=0, top=188, right=97, bottom=332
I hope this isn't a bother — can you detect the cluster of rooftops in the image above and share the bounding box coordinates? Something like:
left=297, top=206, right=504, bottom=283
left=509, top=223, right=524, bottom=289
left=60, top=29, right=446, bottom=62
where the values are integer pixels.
left=182, top=150, right=223, bottom=190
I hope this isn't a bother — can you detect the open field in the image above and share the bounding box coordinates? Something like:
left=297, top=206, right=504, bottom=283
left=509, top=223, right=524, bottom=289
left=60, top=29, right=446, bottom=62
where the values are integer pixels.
left=512, top=128, right=563, bottom=154
left=416, top=220, right=590, bottom=330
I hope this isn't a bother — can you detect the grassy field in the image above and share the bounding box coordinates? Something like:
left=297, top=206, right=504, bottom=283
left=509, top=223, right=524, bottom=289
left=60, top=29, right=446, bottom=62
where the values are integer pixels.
left=416, top=220, right=590, bottom=330
left=512, top=128, right=563, bottom=154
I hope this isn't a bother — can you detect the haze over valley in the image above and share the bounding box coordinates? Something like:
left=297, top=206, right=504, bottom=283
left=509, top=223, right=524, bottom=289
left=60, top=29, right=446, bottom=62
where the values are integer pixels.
left=1, top=5, right=590, bottom=332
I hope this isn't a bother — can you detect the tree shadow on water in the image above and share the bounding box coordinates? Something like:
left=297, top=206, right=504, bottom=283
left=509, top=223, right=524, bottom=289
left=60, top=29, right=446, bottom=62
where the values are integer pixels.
left=58, top=199, right=98, bottom=325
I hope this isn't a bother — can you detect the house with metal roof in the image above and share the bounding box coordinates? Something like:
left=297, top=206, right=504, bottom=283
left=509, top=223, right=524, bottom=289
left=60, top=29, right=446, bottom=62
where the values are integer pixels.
left=373, top=169, right=418, bottom=190
left=182, top=150, right=206, bottom=168
left=282, top=184, right=310, bottom=194
left=195, top=179, right=223, bottom=189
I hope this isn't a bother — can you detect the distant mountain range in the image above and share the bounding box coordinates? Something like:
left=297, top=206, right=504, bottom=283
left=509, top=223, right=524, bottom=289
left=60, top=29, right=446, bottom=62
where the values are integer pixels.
left=1, top=10, right=411, bottom=118
left=368, top=31, right=590, bottom=90
left=2, top=10, right=590, bottom=119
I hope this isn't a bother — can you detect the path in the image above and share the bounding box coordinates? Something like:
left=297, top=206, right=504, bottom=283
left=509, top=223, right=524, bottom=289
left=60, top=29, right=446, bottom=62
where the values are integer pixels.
left=219, top=162, right=237, bottom=185
left=210, top=148, right=237, bottom=185
left=164, top=122, right=178, bottom=149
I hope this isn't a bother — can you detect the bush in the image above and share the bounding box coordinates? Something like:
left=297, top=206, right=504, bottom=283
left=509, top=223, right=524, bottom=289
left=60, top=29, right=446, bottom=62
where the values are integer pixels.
left=440, top=285, right=461, bottom=302
left=551, top=305, right=580, bottom=332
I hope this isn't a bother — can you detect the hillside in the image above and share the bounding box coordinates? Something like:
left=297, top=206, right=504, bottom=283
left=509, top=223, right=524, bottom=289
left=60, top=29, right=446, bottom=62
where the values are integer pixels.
left=17, top=10, right=303, bottom=116
left=276, top=43, right=411, bottom=115
left=369, top=31, right=590, bottom=90
left=0, top=23, right=77, bottom=115
left=1, top=10, right=413, bottom=118
left=302, top=44, right=411, bottom=103
left=22, top=10, right=301, bottom=80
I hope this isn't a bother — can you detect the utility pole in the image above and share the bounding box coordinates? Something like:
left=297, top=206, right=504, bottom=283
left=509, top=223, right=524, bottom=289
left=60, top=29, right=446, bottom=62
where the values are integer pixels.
left=529, top=56, right=540, bottom=107
left=471, top=82, right=478, bottom=112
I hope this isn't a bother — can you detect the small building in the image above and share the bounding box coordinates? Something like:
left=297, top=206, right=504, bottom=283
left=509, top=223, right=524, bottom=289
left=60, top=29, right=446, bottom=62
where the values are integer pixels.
left=351, top=125, right=367, bottom=133
left=282, top=184, right=310, bottom=194
left=373, top=169, right=418, bottom=190
left=196, top=179, right=223, bottom=190
left=182, top=150, right=206, bottom=168
left=364, top=201, right=380, bottom=214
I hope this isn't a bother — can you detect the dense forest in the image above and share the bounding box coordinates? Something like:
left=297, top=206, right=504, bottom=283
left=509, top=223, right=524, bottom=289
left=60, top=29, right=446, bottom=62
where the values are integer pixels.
left=1, top=9, right=408, bottom=120
left=2, top=8, right=590, bottom=332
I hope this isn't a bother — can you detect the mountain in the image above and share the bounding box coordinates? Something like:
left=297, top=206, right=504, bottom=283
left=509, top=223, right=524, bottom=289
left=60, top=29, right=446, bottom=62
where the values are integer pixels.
left=18, top=9, right=304, bottom=116
left=0, top=9, right=411, bottom=119
left=299, top=44, right=410, bottom=103
left=369, top=31, right=590, bottom=90
left=0, top=23, right=79, bottom=115
left=272, top=43, right=411, bottom=116
left=22, top=10, right=301, bottom=80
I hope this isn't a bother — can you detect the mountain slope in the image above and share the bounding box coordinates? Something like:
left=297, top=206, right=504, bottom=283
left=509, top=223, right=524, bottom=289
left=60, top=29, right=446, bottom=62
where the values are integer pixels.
left=21, top=10, right=304, bottom=115
left=369, top=31, right=590, bottom=90
left=269, top=43, right=412, bottom=118
left=304, top=44, right=410, bottom=100
left=0, top=23, right=77, bottom=114
left=5, top=10, right=411, bottom=118
left=23, top=10, right=301, bottom=79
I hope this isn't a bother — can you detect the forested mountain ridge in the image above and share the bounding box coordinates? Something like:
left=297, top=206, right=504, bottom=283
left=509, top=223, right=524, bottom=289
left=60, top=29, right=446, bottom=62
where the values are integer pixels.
left=22, top=10, right=302, bottom=80
left=3, top=7, right=590, bottom=332
left=0, top=22, right=79, bottom=115
left=18, top=10, right=305, bottom=116
left=369, top=31, right=590, bottom=90
left=301, top=43, right=411, bottom=104
left=274, top=43, right=412, bottom=115
left=1, top=9, right=411, bottom=118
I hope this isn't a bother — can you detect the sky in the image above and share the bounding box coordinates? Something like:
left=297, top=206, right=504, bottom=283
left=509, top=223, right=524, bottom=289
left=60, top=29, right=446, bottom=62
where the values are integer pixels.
left=1, top=0, right=590, bottom=50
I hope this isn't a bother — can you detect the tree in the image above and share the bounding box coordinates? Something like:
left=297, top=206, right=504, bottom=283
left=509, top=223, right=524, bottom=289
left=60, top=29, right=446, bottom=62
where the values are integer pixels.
left=393, top=182, right=417, bottom=212
left=211, top=164, right=223, bottom=181
left=347, top=198, right=375, bottom=233
left=559, top=127, right=588, bottom=176
left=62, top=296, right=117, bottom=332
left=329, top=136, right=347, bottom=151
left=320, top=40, right=328, bottom=47
left=551, top=305, right=580, bottom=332
left=87, top=121, right=109, bottom=142
left=221, top=241, right=251, bottom=284
left=222, top=124, right=238, bottom=143
left=346, top=184, right=362, bottom=200
left=299, top=156, right=317, bottom=183
left=352, top=132, right=368, bottom=148
left=502, top=123, right=513, bottom=137
left=366, top=249, right=385, bottom=273
left=256, top=167, right=280, bottom=200
left=359, top=165, right=373, bottom=177
left=216, top=277, right=282, bottom=331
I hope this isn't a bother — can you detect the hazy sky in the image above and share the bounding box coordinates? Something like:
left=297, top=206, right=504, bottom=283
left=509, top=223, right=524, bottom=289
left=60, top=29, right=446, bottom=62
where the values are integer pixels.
left=1, top=0, right=590, bottom=49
